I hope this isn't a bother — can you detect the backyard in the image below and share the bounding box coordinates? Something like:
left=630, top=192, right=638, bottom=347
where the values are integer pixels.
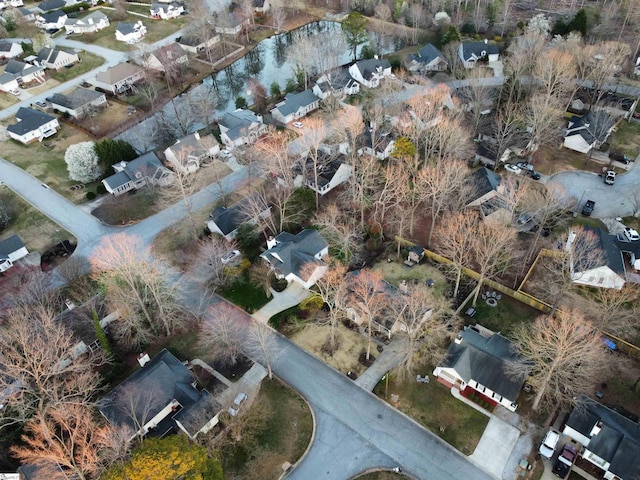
left=609, top=119, right=640, bottom=158
left=372, top=256, right=449, bottom=297
left=49, top=51, right=105, bottom=82
left=463, top=294, right=540, bottom=339
left=373, top=372, right=489, bottom=455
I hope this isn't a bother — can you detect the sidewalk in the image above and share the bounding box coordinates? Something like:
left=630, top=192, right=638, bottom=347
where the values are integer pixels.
left=354, top=336, right=409, bottom=391
left=251, top=282, right=311, bottom=323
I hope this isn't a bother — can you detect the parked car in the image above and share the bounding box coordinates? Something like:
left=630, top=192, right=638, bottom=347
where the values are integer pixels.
left=624, top=227, right=640, bottom=242
left=604, top=170, right=616, bottom=185
left=609, top=150, right=631, bottom=164
left=504, top=164, right=522, bottom=175
left=516, top=162, right=535, bottom=172
left=539, top=430, right=560, bottom=459
left=292, top=121, right=304, bottom=129
left=220, top=149, right=232, bottom=158
left=220, top=250, right=241, bottom=264
left=228, top=392, right=247, bottom=416
left=552, top=444, right=578, bottom=478
left=34, top=100, right=47, bottom=108
left=517, top=212, right=534, bottom=224
left=528, top=170, right=541, bottom=180
left=8, top=88, right=21, bottom=96
left=582, top=200, right=595, bottom=216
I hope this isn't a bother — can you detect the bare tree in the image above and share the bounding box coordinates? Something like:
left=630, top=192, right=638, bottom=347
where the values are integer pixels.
left=578, top=286, right=640, bottom=337
left=406, top=3, right=426, bottom=44
left=198, top=302, right=249, bottom=366
left=11, top=405, right=121, bottom=480
left=298, top=117, right=327, bottom=209
left=508, top=308, right=609, bottom=411
left=248, top=261, right=274, bottom=299
left=188, top=236, right=240, bottom=291
left=105, top=383, right=164, bottom=442
left=271, top=7, right=287, bottom=32
left=313, top=203, right=362, bottom=265
left=243, top=321, right=279, bottom=379
left=463, top=68, right=496, bottom=134
left=533, top=48, right=576, bottom=113
left=524, top=93, right=564, bottom=153
left=0, top=308, right=104, bottom=431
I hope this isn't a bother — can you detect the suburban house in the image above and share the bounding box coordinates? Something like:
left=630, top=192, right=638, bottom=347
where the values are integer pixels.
left=563, top=396, right=640, bottom=480
left=406, top=43, right=448, bottom=73
left=313, top=69, right=360, bottom=100
left=356, top=127, right=395, bottom=160
left=178, top=29, right=220, bottom=54
left=35, top=46, right=79, bottom=69
left=163, top=132, right=219, bottom=173
left=35, top=9, right=67, bottom=30
left=17, top=7, right=36, bottom=22
left=218, top=109, right=267, bottom=148
left=252, top=0, right=270, bottom=12
left=64, top=10, right=109, bottom=34
left=0, top=234, right=29, bottom=273
left=563, top=110, right=617, bottom=154
left=0, top=0, right=24, bottom=7
left=260, top=230, right=329, bottom=289
left=47, top=87, right=107, bottom=118
left=90, top=62, right=146, bottom=94
left=614, top=233, right=640, bottom=283
left=348, top=57, right=392, bottom=89
left=115, top=21, right=146, bottom=43
left=2, top=59, right=46, bottom=88
left=7, top=107, right=59, bottom=144
left=102, top=152, right=173, bottom=195
left=17, top=463, right=67, bottom=480
left=98, top=349, right=222, bottom=441
left=270, top=89, right=319, bottom=124
left=36, top=0, right=65, bottom=12
left=458, top=41, right=500, bottom=68
left=143, top=42, right=188, bottom=73
left=295, top=152, right=353, bottom=196
left=214, top=10, right=249, bottom=35
left=150, top=2, right=184, bottom=19
left=433, top=324, right=526, bottom=412
left=0, top=41, right=23, bottom=60
left=566, top=228, right=626, bottom=290
left=206, top=194, right=270, bottom=241
left=465, top=167, right=513, bottom=223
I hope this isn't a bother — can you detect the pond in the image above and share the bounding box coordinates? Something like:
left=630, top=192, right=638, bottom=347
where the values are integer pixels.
left=116, top=20, right=404, bottom=152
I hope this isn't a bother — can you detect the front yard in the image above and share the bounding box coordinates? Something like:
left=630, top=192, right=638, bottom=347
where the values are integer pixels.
left=609, top=119, right=640, bottom=158
left=49, top=51, right=105, bottom=82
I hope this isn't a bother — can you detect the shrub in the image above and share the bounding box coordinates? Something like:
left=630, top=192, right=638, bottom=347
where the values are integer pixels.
left=493, top=35, right=501, bottom=42
left=62, top=2, right=90, bottom=14
left=85, top=191, right=96, bottom=200
left=96, top=184, right=107, bottom=194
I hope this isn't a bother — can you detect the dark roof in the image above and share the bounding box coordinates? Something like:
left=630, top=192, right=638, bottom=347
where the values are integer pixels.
left=5, top=59, right=44, bottom=77
left=37, top=0, right=65, bottom=11
left=219, top=109, right=262, bottom=141
left=357, top=127, right=394, bottom=151
left=209, top=195, right=258, bottom=235
left=173, top=389, right=221, bottom=436
left=304, top=156, right=346, bottom=188
left=39, top=9, right=66, bottom=22
left=466, top=167, right=501, bottom=201
left=0, top=41, right=17, bottom=53
left=461, top=41, right=499, bottom=60
left=409, top=43, right=444, bottom=65
left=149, top=42, right=186, bottom=65
left=55, top=297, right=108, bottom=346
left=273, top=89, right=318, bottom=117
left=566, top=110, right=616, bottom=146
left=17, top=463, right=68, bottom=480
left=98, top=349, right=200, bottom=432
left=582, top=228, right=625, bottom=274
left=103, top=152, right=166, bottom=190
left=47, top=87, right=104, bottom=110
left=37, top=46, right=57, bottom=63
left=261, top=230, right=328, bottom=280
left=0, top=234, right=25, bottom=259
left=566, top=396, right=640, bottom=479
left=354, top=58, right=391, bottom=80
left=7, top=107, right=56, bottom=136
left=116, top=22, right=137, bottom=35
left=442, top=326, right=525, bottom=401
left=475, top=143, right=497, bottom=161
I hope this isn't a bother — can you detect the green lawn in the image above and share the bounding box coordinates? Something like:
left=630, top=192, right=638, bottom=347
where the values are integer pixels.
left=465, top=294, right=540, bottom=339
left=373, top=372, right=489, bottom=454
left=50, top=51, right=105, bottom=82
left=372, top=257, right=450, bottom=298
left=221, top=379, right=313, bottom=480
left=610, top=120, right=640, bottom=158
left=220, top=273, right=270, bottom=312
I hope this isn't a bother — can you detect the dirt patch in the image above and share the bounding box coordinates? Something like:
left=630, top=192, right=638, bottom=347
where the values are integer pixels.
left=532, top=145, right=602, bottom=176
left=291, top=323, right=369, bottom=375
left=65, top=99, right=139, bottom=138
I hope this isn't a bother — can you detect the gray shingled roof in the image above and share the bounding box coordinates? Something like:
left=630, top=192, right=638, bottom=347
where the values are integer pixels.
left=104, top=152, right=165, bottom=190
left=0, top=41, right=16, bottom=53
left=5, top=59, right=44, bottom=77
left=102, top=170, right=131, bottom=191
left=47, top=87, right=104, bottom=110
left=7, top=107, right=56, bottom=136
left=0, top=234, right=25, bottom=260
left=566, top=110, right=616, bottom=146
left=219, top=109, right=262, bottom=141
left=461, top=41, right=499, bottom=61
left=261, top=230, right=328, bottom=280
left=442, top=326, right=525, bottom=401
left=98, top=349, right=200, bottom=432
left=273, top=89, right=317, bottom=117
left=39, top=9, right=66, bottom=22
left=208, top=194, right=258, bottom=236
left=409, top=43, right=443, bottom=65
left=116, top=22, right=136, bottom=35
left=466, top=167, right=501, bottom=202
left=37, top=0, right=64, bottom=11
left=354, top=58, right=391, bottom=81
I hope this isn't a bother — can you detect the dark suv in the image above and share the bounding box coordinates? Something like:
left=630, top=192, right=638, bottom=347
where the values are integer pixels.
left=582, top=200, right=595, bottom=216
left=609, top=150, right=631, bottom=164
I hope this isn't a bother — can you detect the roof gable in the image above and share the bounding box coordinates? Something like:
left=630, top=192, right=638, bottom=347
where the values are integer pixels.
left=0, top=234, right=25, bottom=258
left=7, top=107, right=56, bottom=135
left=274, top=89, right=317, bottom=116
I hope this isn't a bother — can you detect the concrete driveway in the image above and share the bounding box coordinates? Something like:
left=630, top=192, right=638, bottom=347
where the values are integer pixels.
left=251, top=282, right=311, bottom=323
left=469, top=415, right=521, bottom=479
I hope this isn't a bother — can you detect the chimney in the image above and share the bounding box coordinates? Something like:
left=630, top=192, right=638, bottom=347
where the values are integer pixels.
left=266, top=235, right=276, bottom=250
left=484, top=38, right=488, bottom=44
left=454, top=334, right=463, bottom=344
left=374, top=54, right=379, bottom=60
left=590, top=420, right=603, bottom=437
left=137, top=352, right=151, bottom=367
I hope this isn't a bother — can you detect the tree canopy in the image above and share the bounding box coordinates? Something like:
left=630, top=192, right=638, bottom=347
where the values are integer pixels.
left=341, top=12, right=368, bottom=60
left=94, top=139, right=138, bottom=171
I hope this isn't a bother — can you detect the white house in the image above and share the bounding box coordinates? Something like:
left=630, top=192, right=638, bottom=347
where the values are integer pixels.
left=206, top=194, right=270, bottom=241
left=150, top=2, right=184, bottom=19
left=90, top=62, right=146, bottom=94
left=313, top=69, right=359, bottom=100
left=218, top=109, right=267, bottom=148
left=213, top=10, right=249, bottom=35
left=35, top=9, right=67, bottom=30
left=356, top=127, right=395, bottom=160
left=406, top=43, right=448, bottom=73
left=163, top=132, right=219, bottom=173
left=143, top=43, right=188, bottom=73
left=17, top=6, right=35, bottom=22
left=47, top=87, right=107, bottom=118
left=0, top=41, right=23, bottom=60
left=260, top=230, right=329, bottom=289
left=0, top=0, right=24, bottom=7
left=64, top=10, right=109, bottom=34
left=115, top=21, right=146, bottom=43
left=7, top=107, right=59, bottom=144
left=458, top=40, right=500, bottom=68
left=252, top=0, right=270, bottom=13
left=2, top=59, right=46, bottom=87
left=563, top=396, right=640, bottom=480
left=433, top=324, right=526, bottom=412
left=35, top=46, right=79, bottom=69
left=348, top=57, right=392, bottom=88
left=563, top=110, right=617, bottom=154
left=296, top=153, right=352, bottom=196
left=465, top=167, right=513, bottom=224
left=270, top=89, right=319, bottom=124
left=566, top=228, right=626, bottom=290
left=102, top=152, right=173, bottom=195
left=0, top=235, right=29, bottom=272
left=178, top=30, right=220, bottom=54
